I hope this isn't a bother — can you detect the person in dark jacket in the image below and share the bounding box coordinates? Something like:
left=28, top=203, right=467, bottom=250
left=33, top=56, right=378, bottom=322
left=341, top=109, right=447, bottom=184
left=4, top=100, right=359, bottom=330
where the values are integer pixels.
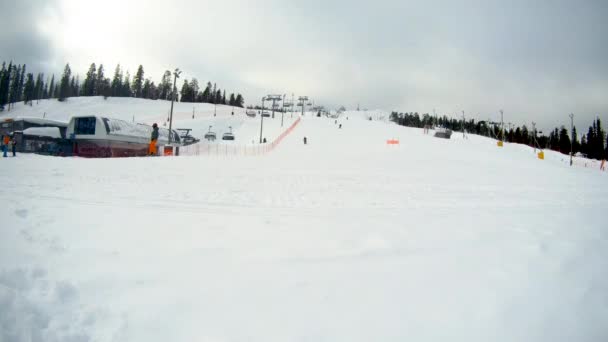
left=10, top=135, right=16, bottom=157
left=149, top=123, right=159, bottom=155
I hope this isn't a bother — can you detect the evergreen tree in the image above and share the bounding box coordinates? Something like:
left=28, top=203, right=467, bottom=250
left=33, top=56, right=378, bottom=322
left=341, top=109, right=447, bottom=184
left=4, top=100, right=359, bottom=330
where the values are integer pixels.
left=8, top=64, right=22, bottom=107
left=558, top=126, right=571, bottom=155
left=229, top=93, right=235, bottom=106
left=201, top=82, right=212, bottom=103
left=34, top=73, right=44, bottom=101
left=235, top=94, right=244, bottom=108
left=132, top=65, right=144, bottom=98
left=23, top=73, right=35, bottom=104
left=42, top=76, right=49, bottom=99
left=514, top=127, right=522, bottom=144
left=142, top=78, right=152, bottom=99
left=585, top=125, right=594, bottom=154
left=95, top=76, right=111, bottom=99
left=17, top=64, right=26, bottom=101
left=189, top=78, right=199, bottom=102
left=572, top=126, right=580, bottom=154
left=58, top=63, right=72, bottom=101
left=596, top=118, right=606, bottom=160
left=83, top=63, right=97, bottom=96
left=96, top=64, right=105, bottom=96
left=48, top=74, right=55, bottom=99
left=180, top=79, right=191, bottom=102
left=70, top=76, right=76, bottom=97
left=0, top=62, right=9, bottom=110
left=159, top=70, right=172, bottom=100
left=123, top=72, right=132, bottom=97
left=222, top=90, right=226, bottom=105
left=149, top=81, right=158, bottom=100
left=584, top=119, right=606, bottom=160
left=521, top=125, right=529, bottom=145
left=580, top=135, right=588, bottom=156
left=605, top=136, right=608, bottom=160
left=111, top=64, right=123, bottom=97
left=75, top=75, right=81, bottom=97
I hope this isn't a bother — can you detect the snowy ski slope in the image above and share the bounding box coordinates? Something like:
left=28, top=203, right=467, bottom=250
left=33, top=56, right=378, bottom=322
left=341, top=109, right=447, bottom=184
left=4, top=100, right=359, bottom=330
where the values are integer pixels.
left=1, top=97, right=607, bottom=342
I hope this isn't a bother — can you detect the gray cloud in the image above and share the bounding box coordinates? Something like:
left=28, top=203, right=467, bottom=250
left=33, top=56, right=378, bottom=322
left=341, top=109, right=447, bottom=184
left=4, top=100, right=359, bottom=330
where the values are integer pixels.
left=0, top=0, right=60, bottom=73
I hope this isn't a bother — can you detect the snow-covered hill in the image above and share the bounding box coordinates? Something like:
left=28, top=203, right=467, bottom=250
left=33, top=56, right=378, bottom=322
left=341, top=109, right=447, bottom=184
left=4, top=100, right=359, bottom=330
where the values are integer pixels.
left=1, top=97, right=607, bottom=342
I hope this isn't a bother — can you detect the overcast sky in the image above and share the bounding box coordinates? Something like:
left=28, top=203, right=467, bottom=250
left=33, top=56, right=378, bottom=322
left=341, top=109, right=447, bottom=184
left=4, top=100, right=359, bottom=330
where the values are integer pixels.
left=1, top=0, right=607, bottom=130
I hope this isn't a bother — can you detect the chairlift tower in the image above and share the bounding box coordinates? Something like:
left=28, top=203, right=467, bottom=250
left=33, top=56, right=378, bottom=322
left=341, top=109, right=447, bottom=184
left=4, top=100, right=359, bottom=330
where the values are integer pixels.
left=168, top=68, right=181, bottom=144
left=266, top=94, right=282, bottom=119
left=260, top=96, right=266, bottom=143
left=281, top=94, right=286, bottom=127
left=569, top=113, right=574, bottom=166
left=299, top=96, right=309, bottom=116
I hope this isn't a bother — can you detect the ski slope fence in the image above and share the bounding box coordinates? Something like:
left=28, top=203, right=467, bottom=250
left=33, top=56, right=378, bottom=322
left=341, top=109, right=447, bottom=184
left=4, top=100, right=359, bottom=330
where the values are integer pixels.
left=180, top=117, right=301, bottom=157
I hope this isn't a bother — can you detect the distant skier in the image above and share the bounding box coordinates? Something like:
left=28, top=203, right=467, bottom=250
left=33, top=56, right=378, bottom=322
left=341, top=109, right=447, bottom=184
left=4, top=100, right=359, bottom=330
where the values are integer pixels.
left=263, top=137, right=267, bottom=144
left=303, top=136, right=307, bottom=145
left=149, top=123, right=159, bottom=156
left=339, top=124, right=342, bottom=129
left=10, top=135, right=16, bottom=157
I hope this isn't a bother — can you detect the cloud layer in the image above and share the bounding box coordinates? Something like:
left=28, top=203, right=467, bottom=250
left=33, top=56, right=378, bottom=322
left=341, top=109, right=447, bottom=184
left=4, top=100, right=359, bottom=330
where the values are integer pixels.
left=1, top=0, right=607, bottom=129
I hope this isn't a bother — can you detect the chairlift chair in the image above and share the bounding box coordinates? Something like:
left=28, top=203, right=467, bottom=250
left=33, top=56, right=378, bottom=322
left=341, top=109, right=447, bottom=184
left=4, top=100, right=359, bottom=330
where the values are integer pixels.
left=434, top=127, right=453, bottom=139
left=222, top=126, right=235, bottom=141
left=176, top=128, right=200, bottom=146
left=204, top=126, right=217, bottom=141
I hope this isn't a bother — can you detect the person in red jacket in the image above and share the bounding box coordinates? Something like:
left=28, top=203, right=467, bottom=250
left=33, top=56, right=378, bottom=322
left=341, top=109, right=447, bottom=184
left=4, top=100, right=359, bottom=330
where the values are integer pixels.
left=2, top=135, right=9, bottom=157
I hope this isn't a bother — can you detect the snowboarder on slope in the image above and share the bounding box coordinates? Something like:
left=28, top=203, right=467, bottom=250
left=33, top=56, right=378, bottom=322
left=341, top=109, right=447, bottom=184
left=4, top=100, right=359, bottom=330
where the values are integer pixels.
left=149, top=123, right=159, bottom=155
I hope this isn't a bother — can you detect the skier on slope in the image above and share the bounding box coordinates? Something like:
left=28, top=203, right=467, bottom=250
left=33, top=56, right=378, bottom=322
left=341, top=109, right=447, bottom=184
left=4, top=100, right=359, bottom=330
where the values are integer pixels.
left=149, top=123, right=159, bottom=156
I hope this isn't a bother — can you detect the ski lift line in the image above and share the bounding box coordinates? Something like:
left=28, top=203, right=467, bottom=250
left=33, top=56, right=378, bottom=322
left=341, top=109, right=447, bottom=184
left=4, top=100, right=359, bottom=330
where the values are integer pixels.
left=179, top=118, right=301, bottom=157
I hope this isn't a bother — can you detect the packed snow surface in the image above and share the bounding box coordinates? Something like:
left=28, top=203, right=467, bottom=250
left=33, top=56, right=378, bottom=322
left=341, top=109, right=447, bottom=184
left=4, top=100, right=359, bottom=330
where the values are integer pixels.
left=1, top=98, right=608, bottom=342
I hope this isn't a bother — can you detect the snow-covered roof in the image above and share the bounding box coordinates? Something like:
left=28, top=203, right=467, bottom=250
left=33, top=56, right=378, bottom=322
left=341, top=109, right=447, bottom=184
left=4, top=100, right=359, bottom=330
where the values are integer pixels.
left=103, top=117, right=175, bottom=141
left=3, top=116, right=68, bottom=127
left=22, top=127, right=63, bottom=139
